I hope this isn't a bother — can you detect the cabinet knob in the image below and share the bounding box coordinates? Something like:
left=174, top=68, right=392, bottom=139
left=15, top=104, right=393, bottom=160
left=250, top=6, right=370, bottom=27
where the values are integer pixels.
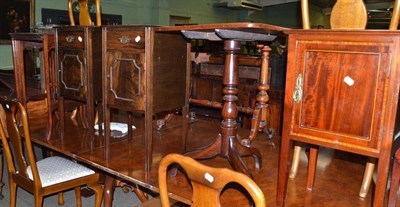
left=293, top=74, right=303, bottom=104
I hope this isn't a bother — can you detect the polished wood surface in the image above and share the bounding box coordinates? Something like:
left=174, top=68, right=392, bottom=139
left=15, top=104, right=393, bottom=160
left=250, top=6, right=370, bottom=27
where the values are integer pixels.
left=27, top=113, right=400, bottom=206
left=158, top=153, right=265, bottom=207
left=0, top=97, right=103, bottom=207
left=277, top=29, right=400, bottom=207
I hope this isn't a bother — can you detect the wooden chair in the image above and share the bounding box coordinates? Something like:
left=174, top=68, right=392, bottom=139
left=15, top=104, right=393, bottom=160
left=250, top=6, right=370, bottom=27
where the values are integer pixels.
left=158, top=153, right=266, bottom=207
left=388, top=147, right=400, bottom=207
left=0, top=96, right=103, bottom=207
left=288, top=0, right=400, bottom=199
left=68, top=0, right=101, bottom=26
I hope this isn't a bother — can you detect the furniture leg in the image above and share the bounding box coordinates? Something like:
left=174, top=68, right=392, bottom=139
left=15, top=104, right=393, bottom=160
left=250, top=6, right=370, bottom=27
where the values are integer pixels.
left=359, top=158, right=375, bottom=198
left=277, top=136, right=291, bottom=207
left=306, top=146, right=318, bottom=191
left=289, top=145, right=302, bottom=178
left=185, top=134, right=222, bottom=159
left=228, top=139, right=256, bottom=177
left=373, top=153, right=391, bottom=207
left=114, top=179, right=149, bottom=203
left=236, top=138, right=262, bottom=169
left=0, top=147, right=3, bottom=200
left=59, top=96, right=65, bottom=136
left=104, top=106, right=111, bottom=157
left=104, top=175, right=116, bottom=207
left=74, top=187, right=81, bottom=207
left=244, top=45, right=271, bottom=146
left=57, top=192, right=65, bottom=205
left=181, top=105, right=189, bottom=153
left=388, top=149, right=400, bottom=207
left=42, top=37, right=53, bottom=141
left=128, top=112, right=133, bottom=140
left=81, top=105, right=89, bottom=129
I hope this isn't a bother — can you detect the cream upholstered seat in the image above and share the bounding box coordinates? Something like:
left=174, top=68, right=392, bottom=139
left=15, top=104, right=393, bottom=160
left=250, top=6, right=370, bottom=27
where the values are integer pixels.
left=0, top=97, right=103, bottom=207
left=26, top=156, right=95, bottom=187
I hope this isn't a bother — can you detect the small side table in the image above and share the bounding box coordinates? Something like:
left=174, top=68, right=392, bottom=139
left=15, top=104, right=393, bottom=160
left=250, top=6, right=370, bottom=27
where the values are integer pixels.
left=157, top=23, right=288, bottom=177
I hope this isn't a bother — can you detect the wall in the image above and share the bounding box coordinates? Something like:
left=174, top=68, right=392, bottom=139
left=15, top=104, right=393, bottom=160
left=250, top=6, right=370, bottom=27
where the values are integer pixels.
left=0, top=0, right=326, bottom=70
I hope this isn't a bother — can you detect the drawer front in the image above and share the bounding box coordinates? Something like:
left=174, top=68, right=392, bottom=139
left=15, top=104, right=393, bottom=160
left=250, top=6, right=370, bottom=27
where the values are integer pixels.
left=105, top=50, right=145, bottom=111
left=58, top=48, right=87, bottom=100
left=285, top=33, right=396, bottom=150
left=105, top=27, right=145, bottom=51
left=58, top=30, right=85, bottom=48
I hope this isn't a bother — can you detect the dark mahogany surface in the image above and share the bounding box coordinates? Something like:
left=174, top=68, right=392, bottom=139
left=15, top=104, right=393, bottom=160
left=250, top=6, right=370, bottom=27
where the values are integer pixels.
left=27, top=114, right=392, bottom=206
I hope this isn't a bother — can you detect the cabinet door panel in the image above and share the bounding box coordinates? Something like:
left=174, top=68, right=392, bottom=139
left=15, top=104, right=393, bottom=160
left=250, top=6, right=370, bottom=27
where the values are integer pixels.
left=302, top=51, right=378, bottom=137
left=289, top=38, right=392, bottom=150
left=106, top=50, right=145, bottom=111
left=59, top=49, right=87, bottom=100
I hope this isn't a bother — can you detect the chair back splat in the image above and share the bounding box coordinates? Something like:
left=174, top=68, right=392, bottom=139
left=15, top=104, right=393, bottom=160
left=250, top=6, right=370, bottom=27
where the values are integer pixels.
left=68, top=0, right=101, bottom=26
left=158, top=154, right=266, bottom=207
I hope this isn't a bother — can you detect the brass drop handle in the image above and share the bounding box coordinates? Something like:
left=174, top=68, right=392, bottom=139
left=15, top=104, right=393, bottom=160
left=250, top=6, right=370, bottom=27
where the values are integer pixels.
left=119, top=35, right=131, bottom=44
left=66, top=35, right=75, bottom=43
left=293, top=74, right=303, bottom=104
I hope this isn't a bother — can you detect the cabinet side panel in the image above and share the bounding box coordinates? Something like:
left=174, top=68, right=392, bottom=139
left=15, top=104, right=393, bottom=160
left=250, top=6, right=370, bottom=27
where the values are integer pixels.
left=153, top=33, right=188, bottom=113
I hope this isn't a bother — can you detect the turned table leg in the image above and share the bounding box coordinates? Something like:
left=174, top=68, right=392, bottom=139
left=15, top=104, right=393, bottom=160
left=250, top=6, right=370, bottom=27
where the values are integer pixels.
left=184, top=40, right=261, bottom=177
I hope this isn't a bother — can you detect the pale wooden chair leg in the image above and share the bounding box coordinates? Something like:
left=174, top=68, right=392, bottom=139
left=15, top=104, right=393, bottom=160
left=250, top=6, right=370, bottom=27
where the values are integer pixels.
left=88, top=182, right=103, bottom=207
left=359, top=159, right=375, bottom=198
left=10, top=181, right=17, bottom=207
left=75, top=187, right=82, bottom=207
left=0, top=148, right=4, bottom=199
left=306, top=146, right=318, bottom=191
left=58, top=192, right=65, bottom=205
left=34, top=194, right=44, bottom=207
left=290, top=145, right=302, bottom=178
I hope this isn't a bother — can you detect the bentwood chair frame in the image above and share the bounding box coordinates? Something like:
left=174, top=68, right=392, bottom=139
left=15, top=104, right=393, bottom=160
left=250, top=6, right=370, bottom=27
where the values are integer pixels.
left=158, top=153, right=266, bottom=207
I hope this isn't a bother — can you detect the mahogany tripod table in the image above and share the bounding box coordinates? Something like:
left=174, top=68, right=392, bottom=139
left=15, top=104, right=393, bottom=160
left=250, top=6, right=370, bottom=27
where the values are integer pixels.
left=157, top=23, right=288, bottom=177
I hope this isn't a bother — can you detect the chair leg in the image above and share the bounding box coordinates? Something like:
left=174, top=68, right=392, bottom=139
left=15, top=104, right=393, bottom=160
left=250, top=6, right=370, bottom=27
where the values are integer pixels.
left=75, top=187, right=82, bottom=207
left=359, top=158, right=375, bottom=198
left=58, top=192, right=65, bottom=205
left=34, top=194, right=44, bottom=207
left=290, top=145, right=302, bottom=178
left=0, top=148, right=4, bottom=199
left=306, top=146, right=318, bottom=191
left=88, top=182, right=104, bottom=207
left=9, top=181, right=17, bottom=207
left=388, top=150, right=400, bottom=207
